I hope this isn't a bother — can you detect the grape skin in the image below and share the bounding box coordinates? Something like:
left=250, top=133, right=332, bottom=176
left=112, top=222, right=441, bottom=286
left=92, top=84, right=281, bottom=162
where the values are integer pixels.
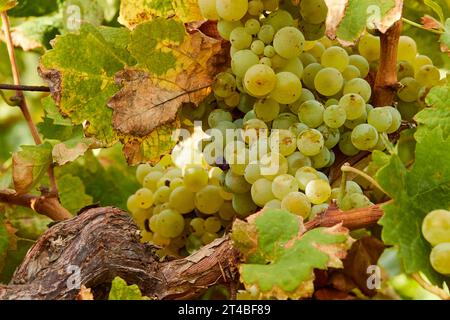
left=422, top=209, right=450, bottom=246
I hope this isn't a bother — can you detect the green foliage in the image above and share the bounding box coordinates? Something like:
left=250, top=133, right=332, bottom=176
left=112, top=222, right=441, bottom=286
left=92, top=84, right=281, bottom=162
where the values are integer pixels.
left=108, top=276, right=149, bottom=300
left=8, top=0, right=57, bottom=17
left=232, top=209, right=353, bottom=299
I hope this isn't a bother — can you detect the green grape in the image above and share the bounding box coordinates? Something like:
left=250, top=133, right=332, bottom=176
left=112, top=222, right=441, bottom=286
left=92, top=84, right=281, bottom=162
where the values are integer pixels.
left=325, top=98, right=339, bottom=107
left=220, top=187, right=233, bottom=201
left=239, top=94, right=256, bottom=113
left=216, top=0, right=248, bottom=21
left=305, top=179, right=331, bottom=204
left=339, top=93, right=366, bottom=120
left=415, top=64, right=441, bottom=88
left=310, top=203, right=329, bottom=220
left=198, top=0, right=218, bottom=20
left=231, top=49, right=259, bottom=78
left=397, top=36, right=417, bottom=63
left=208, top=109, right=232, bottom=127
left=212, top=72, right=236, bottom=98
left=134, top=188, right=154, bottom=209
left=323, top=104, right=346, bottom=128
left=280, top=57, right=304, bottom=79
left=244, top=64, right=277, bottom=97
left=271, top=174, right=300, bottom=200
left=244, top=161, right=262, bottom=184
left=349, top=54, right=370, bottom=78
left=143, top=171, right=164, bottom=191
left=245, top=19, right=261, bottom=35
left=271, top=72, right=302, bottom=104
left=397, top=60, right=414, bottom=80
left=321, top=46, right=349, bottom=72
left=258, top=25, right=275, bottom=44
left=317, top=125, right=340, bottom=149
left=251, top=40, right=265, bottom=56
left=224, top=140, right=246, bottom=164
left=287, top=151, right=312, bottom=175
left=297, top=128, right=324, bottom=156
left=154, top=186, right=171, bottom=204
left=298, top=20, right=325, bottom=41
left=251, top=178, right=276, bottom=206
left=218, top=201, right=236, bottom=220
left=295, top=166, right=319, bottom=190
left=370, top=135, right=386, bottom=151
left=201, top=232, right=218, bottom=245
left=262, top=0, right=279, bottom=11
left=127, top=195, right=140, bottom=214
left=264, top=199, right=282, bottom=209
left=306, top=41, right=325, bottom=61
left=248, top=0, right=264, bottom=16
left=346, top=181, right=363, bottom=194
left=358, top=34, right=380, bottom=62
left=299, top=52, right=317, bottom=66
left=157, top=209, right=185, bottom=238
left=263, top=45, right=276, bottom=58
left=217, top=20, right=243, bottom=40
left=342, top=65, right=361, bottom=81
left=208, top=167, right=224, bottom=186
left=195, top=185, right=224, bottom=214
left=302, top=62, right=323, bottom=90
left=414, top=54, right=433, bottom=71
left=136, top=163, right=152, bottom=185
left=204, top=216, right=222, bottom=233
left=230, top=27, right=252, bottom=50
left=367, top=107, right=393, bottom=132
left=229, top=148, right=249, bottom=176
left=264, top=10, right=294, bottom=32
left=254, top=98, right=280, bottom=122
left=288, top=88, right=315, bottom=113
left=385, top=106, right=402, bottom=134
left=271, top=54, right=288, bottom=69
left=421, top=209, right=450, bottom=246
left=351, top=123, right=379, bottom=150
left=169, top=177, right=184, bottom=191
left=273, top=26, right=305, bottom=59
left=259, top=152, right=289, bottom=179
left=272, top=112, right=298, bottom=129
left=260, top=57, right=272, bottom=67
left=344, top=108, right=367, bottom=129
left=169, top=186, right=195, bottom=214
left=340, top=193, right=372, bottom=211
left=183, top=165, right=209, bottom=192
left=314, top=67, right=344, bottom=96
left=269, top=129, right=297, bottom=156
left=430, top=243, right=450, bottom=275
left=186, top=234, right=202, bottom=253
left=232, top=192, right=258, bottom=217
left=397, top=77, right=420, bottom=102
left=225, top=170, right=251, bottom=194
left=248, top=137, right=271, bottom=160
left=339, top=131, right=360, bottom=156
left=281, top=191, right=311, bottom=218
left=300, top=0, right=328, bottom=24
left=241, top=119, right=268, bottom=144
left=343, top=78, right=372, bottom=102
left=298, top=100, right=324, bottom=128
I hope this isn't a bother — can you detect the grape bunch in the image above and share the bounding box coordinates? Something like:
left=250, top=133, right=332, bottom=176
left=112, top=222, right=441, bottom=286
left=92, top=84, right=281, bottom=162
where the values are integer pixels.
left=422, top=209, right=450, bottom=275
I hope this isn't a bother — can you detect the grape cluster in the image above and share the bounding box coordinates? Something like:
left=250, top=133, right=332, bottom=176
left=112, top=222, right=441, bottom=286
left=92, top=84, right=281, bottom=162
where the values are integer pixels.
left=422, top=209, right=450, bottom=275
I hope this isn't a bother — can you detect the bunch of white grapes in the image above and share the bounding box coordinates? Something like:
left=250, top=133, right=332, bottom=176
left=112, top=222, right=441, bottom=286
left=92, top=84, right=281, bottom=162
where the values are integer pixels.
left=422, top=209, right=450, bottom=275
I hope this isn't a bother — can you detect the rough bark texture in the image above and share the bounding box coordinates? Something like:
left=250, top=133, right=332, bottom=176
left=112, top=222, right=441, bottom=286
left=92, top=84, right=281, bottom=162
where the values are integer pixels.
left=0, top=205, right=383, bottom=300
left=373, top=20, right=402, bottom=107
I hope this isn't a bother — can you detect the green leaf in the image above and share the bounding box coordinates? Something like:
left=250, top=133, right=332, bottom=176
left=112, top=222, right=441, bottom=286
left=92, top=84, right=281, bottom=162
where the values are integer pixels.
left=376, top=128, right=450, bottom=287
left=5, top=206, right=51, bottom=240
left=326, top=0, right=401, bottom=43
left=232, top=209, right=353, bottom=299
left=0, top=238, right=34, bottom=284
left=12, top=142, right=53, bottom=194
left=108, top=276, right=149, bottom=300
left=416, top=84, right=450, bottom=139
left=0, top=0, right=18, bottom=11
left=57, top=174, right=92, bottom=214
left=8, top=0, right=58, bottom=17
left=118, top=0, right=203, bottom=28
left=52, top=127, right=94, bottom=166
left=440, top=18, right=450, bottom=54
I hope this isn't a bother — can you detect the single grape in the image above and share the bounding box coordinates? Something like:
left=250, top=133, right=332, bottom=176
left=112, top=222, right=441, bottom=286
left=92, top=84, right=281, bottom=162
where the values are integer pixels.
left=271, top=72, right=302, bottom=104
left=339, top=131, right=360, bottom=156
left=367, top=107, right=393, bottom=132
left=217, top=20, right=243, bottom=40
left=272, top=112, right=298, bottom=129
left=232, top=192, right=258, bottom=217
left=254, top=98, right=280, bottom=122
left=300, top=0, right=328, bottom=24
left=212, top=72, right=236, bottom=98
left=134, top=188, right=154, bottom=209
left=358, top=34, right=380, bottom=62
left=342, top=65, right=361, bottom=81
left=302, top=62, right=323, bottom=90
left=183, top=165, right=208, bottom=192
left=198, top=0, right=218, bottom=20
left=153, top=186, right=171, bottom=204
left=169, top=186, right=195, bottom=214
left=263, top=9, right=294, bottom=32
left=230, top=27, right=252, bottom=50
left=231, top=49, right=259, bottom=78
left=340, top=193, right=372, bottom=211
left=157, top=209, right=185, bottom=238
left=218, top=201, right=236, bottom=220
left=258, top=25, right=275, bottom=44
left=248, top=0, right=264, bottom=16
left=251, top=40, right=265, bottom=55
left=305, top=179, right=331, bottom=204
left=339, top=93, right=366, bottom=120
left=244, top=64, right=277, bottom=97
left=397, top=60, right=414, bottom=80
left=306, top=41, right=325, bottom=61
left=351, top=123, right=379, bottom=150
left=280, top=57, right=304, bottom=79
left=281, top=191, right=311, bottom=218
left=273, top=26, right=305, bottom=59
left=262, top=0, right=279, bottom=11
left=298, top=100, right=325, bottom=128
left=241, top=119, right=268, bottom=145
left=264, top=45, right=276, bottom=58
left=299, top=52, right=317, bottom=67
left=127, top=195, right=140, bottom=214
left=287, top=151, right=312, bottom=176
left=251, top=178, right=276, bottom=206
left=201, top=232, right=218, bottom=245
left=245, top=19, right=261, bottom=35
left=205, top=216, right=222, bottom=233
left=343, top=78, right=372, bottom=102
left=415, top=64, right=441, bottom=88
left=225, top=170, right=251, bottom=194
left=421, top=209, right=450, bottom=246
left=259, top=152, right=289, bottom=180
left=190, top=217, right=205, bottom=236
left=414, top=54, right=433, bottom=71
left=269, top=129, right=297, bottom=156
left=264, top=199, right=282, bottom=209
left=289, top=123, right=309, bottom=136
left=260, top=57, right=272, bottom=67
left=195, top=185, right=224, bottom=214
left=321, top=46, right=349, bottom=72
left=136, top=163, right=152, bottom=185
left=215, top=0, right=248, bottom=21
left=143, top=171, right=164, bottom=191
left=314, top=67, right=344, bottom=97
left=271, top=174, right=300, bottom=200
left=430, top=243, right=450, bottom=275
left=397, top=77, right=421, bottom=102
left=323, top=104, right=347, bottom=128
left=385, top=106, right=402, bottom=134
left=208, top=109, right=232, bottom=128
left=397, top=36, right=417, bottom=63
left=297, top=129, right=324, bottom=156
left=349, top=54, right=370, bottom=77
left=295, top=166, right=319, bottom=191
left=244, top=161, right=262, bottom=184
left=317, top=125, right=340, bottom=149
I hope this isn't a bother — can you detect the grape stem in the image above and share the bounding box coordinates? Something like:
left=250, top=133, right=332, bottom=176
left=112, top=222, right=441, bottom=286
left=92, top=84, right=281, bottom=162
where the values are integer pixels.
left=338, top=164, right=348, bottom=205
left=0, top=83, right=51, bottom=92
left=411, top=273, right=450, bottom=300
left=341, top=164, right=387, bottom=195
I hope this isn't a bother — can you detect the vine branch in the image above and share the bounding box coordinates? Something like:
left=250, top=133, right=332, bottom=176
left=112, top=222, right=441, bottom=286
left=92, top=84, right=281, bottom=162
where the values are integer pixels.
left=0, top=84, right=51, bottom=92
